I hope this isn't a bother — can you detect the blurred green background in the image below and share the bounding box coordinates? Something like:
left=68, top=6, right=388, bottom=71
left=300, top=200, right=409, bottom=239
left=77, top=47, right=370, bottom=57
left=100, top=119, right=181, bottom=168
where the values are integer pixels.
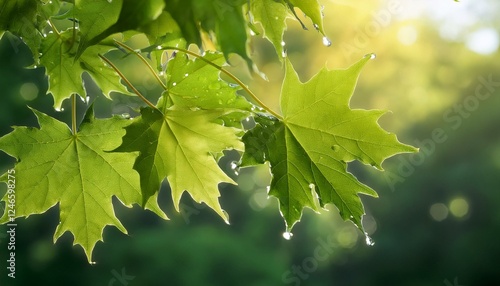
left=1, top=0, right=500, bottom=285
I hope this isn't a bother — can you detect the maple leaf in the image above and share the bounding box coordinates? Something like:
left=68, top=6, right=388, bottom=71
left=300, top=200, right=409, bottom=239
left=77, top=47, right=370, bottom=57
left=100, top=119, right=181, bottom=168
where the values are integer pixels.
left=115, top=107, right=243, bottom=223
left=74, top=0, right=165, bottom=57
left=250, top=0, right=291, bottom=58
left=115, top=52, right=251, bottom=222
left=0, top=106, right=167, bottom=262
left=40, top=29, right=131, bottom=109
left=165, top=0, right=252, bottom=68
left=242, top=55, right=417, bottom=231
left=0, top=0, right=60, bottom=62
left=250, top=0, right=326, bottom=58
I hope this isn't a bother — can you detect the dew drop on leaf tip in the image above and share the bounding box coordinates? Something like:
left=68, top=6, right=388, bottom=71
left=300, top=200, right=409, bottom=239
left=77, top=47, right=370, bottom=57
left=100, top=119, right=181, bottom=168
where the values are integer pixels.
left=322, top=37, right=332, bottom=47
left=283, top=231, right=293, bottom=240
left=365, top=233, right=375, bottom=246
left=365, top=53, right=376, bottom=60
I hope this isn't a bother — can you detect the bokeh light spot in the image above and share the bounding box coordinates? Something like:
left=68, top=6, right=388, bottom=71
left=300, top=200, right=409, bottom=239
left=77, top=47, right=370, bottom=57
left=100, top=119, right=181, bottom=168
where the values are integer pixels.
left=449, top=197, right=469, bottom=218
left=429, top=203, right=449, bottom=222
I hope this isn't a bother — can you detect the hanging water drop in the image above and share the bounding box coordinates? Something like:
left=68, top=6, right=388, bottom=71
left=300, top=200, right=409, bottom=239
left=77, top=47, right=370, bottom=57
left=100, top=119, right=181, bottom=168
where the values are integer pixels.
left=283, top=231, right=293, bottom=240
left=230, top=161, right=239, bottom=170
left=365, top=233, right=375, bottom=246
left=281, top=50, right=287, bottom=58
left=322, top=36, right=332, bottom=47
left=55, top=107, right=64, bottom=112
left=365, top=53, right=376, bottom=60
left=280, top=41, right=286, bottom=47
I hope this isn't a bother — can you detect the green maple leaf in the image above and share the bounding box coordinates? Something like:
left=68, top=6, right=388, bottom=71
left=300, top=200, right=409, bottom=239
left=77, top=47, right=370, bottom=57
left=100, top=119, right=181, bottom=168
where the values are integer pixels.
left=242, top=56, right=417, bottom=231
left=288, top=0, right=325, bottom=34
left=115, top=52, right=250, bottom=222
left=250, top=0, right=290, bottom=58
left=115, top=108, right=243, bottom=222
left=0, top=0, right=60, bottom=62
left=74, top=0, right=165, bottom=57
left=0, top=106, right=167, bottom=262
left=166, top=0, right=252, bottom=68
left=251, top=0, right=326, bottom=58
left=40, top=29, right=130, bottom=109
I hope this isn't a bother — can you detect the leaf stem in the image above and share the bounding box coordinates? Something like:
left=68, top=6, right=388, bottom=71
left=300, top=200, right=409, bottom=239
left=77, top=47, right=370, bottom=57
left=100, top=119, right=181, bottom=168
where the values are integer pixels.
left=47, top=19, right=60, bottom=36
left=72, top=94, right=77, bottom=134
left=161, top=46, right=283, bottom=120
left=114, top=41, right=167, bottom=90
left=98, top=54, right=158, bottom=111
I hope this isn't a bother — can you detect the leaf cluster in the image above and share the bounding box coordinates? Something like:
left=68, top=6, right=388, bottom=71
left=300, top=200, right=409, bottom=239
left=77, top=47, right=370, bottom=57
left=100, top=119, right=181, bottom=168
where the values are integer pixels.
left=0, top=0, right=415, bottom=262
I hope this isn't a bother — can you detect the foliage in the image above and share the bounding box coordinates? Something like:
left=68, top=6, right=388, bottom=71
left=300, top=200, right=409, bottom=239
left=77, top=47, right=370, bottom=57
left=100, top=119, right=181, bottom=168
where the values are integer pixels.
left=0, top=0, right=415, bottom=262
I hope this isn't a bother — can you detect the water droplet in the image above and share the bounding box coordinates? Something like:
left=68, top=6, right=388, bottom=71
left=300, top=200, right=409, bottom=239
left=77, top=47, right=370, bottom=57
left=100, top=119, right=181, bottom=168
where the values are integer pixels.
left=365, top=53, right=376, bottom=60
left=250, top=30, right=256, bottom=36
left=159, top=71, right=165, bottom=76
left=283, top=231, right=293, bottom=240
left=189, top=107, right=200, bottom=111
left=266, top=186, right=270, bottom=192
left=85, top=96, right=90, bottom=104
left=121, top=113, right=130, bottom=119
left=245, top=117, right=250, bottom=122
left=55, top=107, right=64, bottom=112
left=322, top=36, right=332, bottom=47
left=184, top=73, right=189, bottom=77
left=365, top=233, right=375, bottom=246
left=313, top=24, right=320, bottom=31
left=172, top=82, right=177, bottom=86
left=33, top=65, right=38, bottom=69
left=280, top=41, right=286, bottom=47
left=281, top=50, right=287, bottom=58
left=308, top=183, right=315, bottom=190
left=230, top=161, right=239, bottom=170
left=222, top=210, right=230, bottom=225
left=156, top=45, right=162, bottom=50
